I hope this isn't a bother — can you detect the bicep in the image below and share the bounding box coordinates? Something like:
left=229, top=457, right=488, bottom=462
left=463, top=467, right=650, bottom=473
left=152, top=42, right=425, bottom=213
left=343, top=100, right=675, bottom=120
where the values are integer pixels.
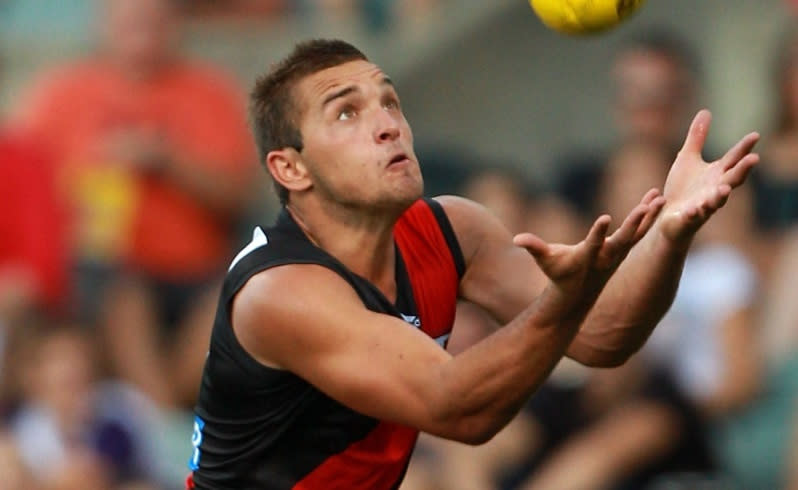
left=232, top=265, right=452, bottom=431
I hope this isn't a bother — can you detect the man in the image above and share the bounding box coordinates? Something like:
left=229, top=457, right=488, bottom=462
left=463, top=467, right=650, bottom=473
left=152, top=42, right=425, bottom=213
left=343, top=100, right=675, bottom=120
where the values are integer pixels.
left=17, top=0, right=254, bottom=408
left=188, top=40, right=759, bottom=489
left=558, top=29, right=700, bottom=219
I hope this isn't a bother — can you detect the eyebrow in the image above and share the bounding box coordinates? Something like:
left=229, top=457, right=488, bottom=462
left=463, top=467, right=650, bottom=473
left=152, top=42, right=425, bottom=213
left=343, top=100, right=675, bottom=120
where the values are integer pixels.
left=320, top=77, right=395, bottom=108
left=322, top=86, right=358, bottom=108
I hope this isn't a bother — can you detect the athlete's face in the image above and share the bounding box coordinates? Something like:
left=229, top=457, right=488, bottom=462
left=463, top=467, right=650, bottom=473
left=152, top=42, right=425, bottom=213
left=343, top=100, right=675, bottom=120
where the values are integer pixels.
left=292, top=60, right=423, bottom=212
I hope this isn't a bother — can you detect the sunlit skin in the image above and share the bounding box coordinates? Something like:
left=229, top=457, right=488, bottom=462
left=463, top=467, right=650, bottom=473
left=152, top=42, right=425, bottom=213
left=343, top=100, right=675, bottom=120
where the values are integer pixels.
left=229, top=52, right=761, bottom=451
left=266, top=60, right=423, bottom=288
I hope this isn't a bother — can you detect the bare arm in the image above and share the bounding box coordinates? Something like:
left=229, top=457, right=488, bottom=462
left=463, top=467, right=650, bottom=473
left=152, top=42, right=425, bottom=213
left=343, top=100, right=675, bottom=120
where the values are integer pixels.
left=447, top=110, right=759, bottom=367
left=569, top=110, right=760, bottom=365
left=232, top=210, right=643, bottom=444
left=443, top=190, right=661, bottom=366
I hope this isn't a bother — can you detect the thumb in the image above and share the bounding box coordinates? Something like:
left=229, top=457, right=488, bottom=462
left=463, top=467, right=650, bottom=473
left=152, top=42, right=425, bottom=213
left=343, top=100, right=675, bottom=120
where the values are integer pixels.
left=513, top=232, right=550, bottom=259
left=680, top=109, right=712, bottom=156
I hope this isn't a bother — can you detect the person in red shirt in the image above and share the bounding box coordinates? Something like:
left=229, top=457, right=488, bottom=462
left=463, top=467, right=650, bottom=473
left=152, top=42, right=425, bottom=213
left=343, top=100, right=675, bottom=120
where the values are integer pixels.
left=17, top=0, right=256, bottom=408
left=0, top=130, right=67, bottom=319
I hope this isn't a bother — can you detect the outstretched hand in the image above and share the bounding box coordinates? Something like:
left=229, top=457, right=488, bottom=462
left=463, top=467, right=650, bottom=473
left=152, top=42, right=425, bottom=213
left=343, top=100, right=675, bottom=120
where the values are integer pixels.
left=512, top=190, right=665, bottom=309
left=659, top=109, right=760, bottom=243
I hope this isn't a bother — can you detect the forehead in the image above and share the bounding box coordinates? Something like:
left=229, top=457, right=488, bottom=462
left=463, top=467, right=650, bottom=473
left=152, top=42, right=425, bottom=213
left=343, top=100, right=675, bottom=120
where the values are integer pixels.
left=296, top=60, right=390, bottom=105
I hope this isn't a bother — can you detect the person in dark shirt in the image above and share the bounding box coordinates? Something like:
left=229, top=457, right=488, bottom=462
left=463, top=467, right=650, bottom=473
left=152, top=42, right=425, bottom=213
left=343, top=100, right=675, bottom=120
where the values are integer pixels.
left=188, top=39, right=759, bottom=489
left=558, top=29, right=701, bottom=219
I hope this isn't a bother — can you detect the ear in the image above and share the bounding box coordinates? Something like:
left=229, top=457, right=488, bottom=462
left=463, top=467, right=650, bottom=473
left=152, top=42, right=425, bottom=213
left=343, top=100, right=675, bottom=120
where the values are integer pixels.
left=266, top=148, right=312, bottom=194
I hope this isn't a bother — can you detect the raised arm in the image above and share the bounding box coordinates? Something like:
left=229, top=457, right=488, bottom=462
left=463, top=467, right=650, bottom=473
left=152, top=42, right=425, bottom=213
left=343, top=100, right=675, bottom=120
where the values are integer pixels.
left=568, top=110, right=760, bottom=366
left=232, top=211, right=643, bottom=444
left=446, top=111, right=759, bottom=368
left=441, top=188, right=661, bottom=365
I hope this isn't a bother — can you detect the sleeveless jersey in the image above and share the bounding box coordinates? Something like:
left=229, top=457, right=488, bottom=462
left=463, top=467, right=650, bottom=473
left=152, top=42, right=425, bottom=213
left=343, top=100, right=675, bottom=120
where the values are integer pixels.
left=188, top=198, right=465, bottom=490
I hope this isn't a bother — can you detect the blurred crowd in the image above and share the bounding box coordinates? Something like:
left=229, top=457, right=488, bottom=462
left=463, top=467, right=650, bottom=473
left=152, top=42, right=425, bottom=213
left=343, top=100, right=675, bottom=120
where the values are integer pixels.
left=0, top=1, right=796, bottom=490
left=176, top=0, right=439, bottom=30
left=403, top=26, right=798, bottom=490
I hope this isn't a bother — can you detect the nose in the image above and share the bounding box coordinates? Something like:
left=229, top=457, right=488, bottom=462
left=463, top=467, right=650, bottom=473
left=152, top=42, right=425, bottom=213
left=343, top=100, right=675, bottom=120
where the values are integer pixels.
left=374, top=110, right=400, bottom=143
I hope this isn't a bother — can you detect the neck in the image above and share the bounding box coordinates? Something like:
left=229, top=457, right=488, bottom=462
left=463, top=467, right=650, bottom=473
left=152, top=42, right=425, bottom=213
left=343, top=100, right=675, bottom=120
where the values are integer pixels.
left=286, top=199, right=404, bottom=299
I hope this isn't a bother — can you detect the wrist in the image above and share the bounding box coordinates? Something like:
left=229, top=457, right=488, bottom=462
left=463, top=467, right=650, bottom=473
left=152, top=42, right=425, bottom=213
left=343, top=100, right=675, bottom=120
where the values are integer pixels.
left=652, top=208, right=698, bottom=252
left=653, top=220, right=694, bottom=254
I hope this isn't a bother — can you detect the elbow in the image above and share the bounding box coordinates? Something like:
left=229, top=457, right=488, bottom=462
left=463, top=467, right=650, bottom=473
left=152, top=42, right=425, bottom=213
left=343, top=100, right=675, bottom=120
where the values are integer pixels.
left=586, top=354, right=629, bottom=368
left=427, top=403, right=500, bottom=445
left=448, top=420, right=499, bottom=446
left=569, top=332, right=648, bottom=368
left=572, top=345, right=639, bottom=368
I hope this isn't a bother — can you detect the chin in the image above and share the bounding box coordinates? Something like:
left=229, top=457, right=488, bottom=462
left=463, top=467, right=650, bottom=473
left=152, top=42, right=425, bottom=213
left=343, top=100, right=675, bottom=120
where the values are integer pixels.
left=375, top=186, right=423, bottom=216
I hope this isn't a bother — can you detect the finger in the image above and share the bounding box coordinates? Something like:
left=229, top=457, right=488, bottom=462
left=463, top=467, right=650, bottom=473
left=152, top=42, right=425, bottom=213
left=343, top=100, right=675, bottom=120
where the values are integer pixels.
left=720, top=132, right=760, bottom=171
left=607, top=203, right=649, bottom=249
left=680, top=109, right=713, bottom=156
left=584, top=215, right=612, bottom=250
left=634, top=195, right=666, bottom=242
left=639, top=188, right=661, bottom=207
left=723, top=153, right=760, bottom=188
left=513, top=232, right=550, bottom=259
left=698, top=187, right=730, bottom=218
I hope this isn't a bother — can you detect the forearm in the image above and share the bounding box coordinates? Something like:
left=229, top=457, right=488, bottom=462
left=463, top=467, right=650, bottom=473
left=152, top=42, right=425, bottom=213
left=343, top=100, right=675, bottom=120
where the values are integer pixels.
left=433, top=284, right=589, bottom=443
left=572, top=228, right=691, bottom=365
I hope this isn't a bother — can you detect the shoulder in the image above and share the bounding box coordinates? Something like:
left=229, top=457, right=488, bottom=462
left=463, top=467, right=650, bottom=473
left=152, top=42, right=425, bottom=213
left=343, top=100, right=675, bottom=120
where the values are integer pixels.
left=232, top=263, right=364, bottom=368
left=431, top=195, right=514, bottom=267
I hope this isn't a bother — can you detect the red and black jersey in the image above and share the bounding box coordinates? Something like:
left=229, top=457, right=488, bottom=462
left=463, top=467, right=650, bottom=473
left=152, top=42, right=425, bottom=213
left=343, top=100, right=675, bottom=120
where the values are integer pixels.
left=189, top=198, right=465, bottom=490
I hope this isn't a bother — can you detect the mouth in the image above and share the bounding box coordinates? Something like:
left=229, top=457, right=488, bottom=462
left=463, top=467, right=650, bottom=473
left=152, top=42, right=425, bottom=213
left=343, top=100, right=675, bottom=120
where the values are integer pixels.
left=387, top=153, right=410, bottom=167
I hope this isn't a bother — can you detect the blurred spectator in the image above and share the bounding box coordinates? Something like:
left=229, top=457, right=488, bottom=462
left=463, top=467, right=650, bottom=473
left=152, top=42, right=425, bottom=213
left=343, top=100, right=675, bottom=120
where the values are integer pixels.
left=517, top=360, right=716, bottom=490
left=504, top=142, right=718, bottom=490
left=168, top=0, right=440, bottom=31
left=0, top=58, right=69, bottom=417
left=0, top=431, right=38, bottom=490
left=0, top=130, right=67, bottom=405
left=715, top=229, right=798, bottom=490
left=174, top=0, right=286, bottom=20
left=557, top=28, right=700, bottom=219
left=751, top=26, right=798, bottom=235
left=0, top=131, right=67, bottom=320
left=516, top=141, right=764, bottom=490
left=16, top=0, right=256, bottom=408
left=645, top=184, right=762, bottom=420
left=7, top=324, right=162, bottom=489
left=760, top=228, right=798, bottom=367
left=790, top=400, right=798, bottom=490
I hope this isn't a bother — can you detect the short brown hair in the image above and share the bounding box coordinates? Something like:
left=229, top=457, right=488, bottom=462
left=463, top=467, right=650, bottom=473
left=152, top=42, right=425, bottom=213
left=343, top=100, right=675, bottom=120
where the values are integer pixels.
left=250, top=39, right=368, bottom=205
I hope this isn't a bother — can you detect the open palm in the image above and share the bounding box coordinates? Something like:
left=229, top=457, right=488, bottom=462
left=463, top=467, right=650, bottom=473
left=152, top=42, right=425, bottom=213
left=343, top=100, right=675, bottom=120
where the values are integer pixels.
left=513, top=191, right=664, bottom=312
left=660, top=110, right=760, bottom=242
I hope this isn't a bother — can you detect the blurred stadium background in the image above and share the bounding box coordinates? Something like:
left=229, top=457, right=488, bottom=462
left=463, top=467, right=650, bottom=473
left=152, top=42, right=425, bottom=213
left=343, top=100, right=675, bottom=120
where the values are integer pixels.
left=1, top=1, right=797, bottom=489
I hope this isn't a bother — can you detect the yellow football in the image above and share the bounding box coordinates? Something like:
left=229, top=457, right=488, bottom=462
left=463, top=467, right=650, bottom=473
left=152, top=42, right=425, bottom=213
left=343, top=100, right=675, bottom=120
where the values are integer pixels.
left=529, top=0, right=646, bottom=35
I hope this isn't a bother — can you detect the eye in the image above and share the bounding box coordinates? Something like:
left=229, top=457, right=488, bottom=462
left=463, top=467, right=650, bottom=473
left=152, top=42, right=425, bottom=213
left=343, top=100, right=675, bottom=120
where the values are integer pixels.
left=337, top=106, right=357, bottom=121
left=383, top=98, right=400, bottom=111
